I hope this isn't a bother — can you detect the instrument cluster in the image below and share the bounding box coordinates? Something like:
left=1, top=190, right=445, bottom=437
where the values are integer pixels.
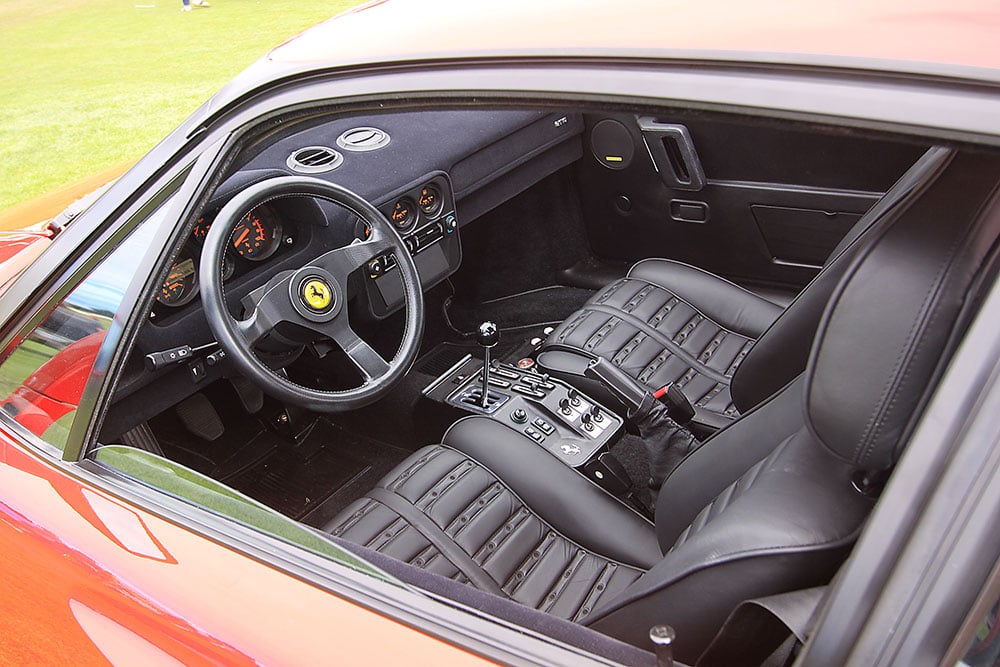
left=155, top=203, right=289, bottom=308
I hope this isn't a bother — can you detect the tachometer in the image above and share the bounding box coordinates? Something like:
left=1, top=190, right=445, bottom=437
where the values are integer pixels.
left=231, top=205, right=282, bottom=261
left=156, top=253, right=199, bottom=307
left=391, top=197, right=417, bottom=229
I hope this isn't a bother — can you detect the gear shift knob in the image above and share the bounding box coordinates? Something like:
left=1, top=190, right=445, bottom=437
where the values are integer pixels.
left=477, top=321, right=499, bottom=407
left=477, top=321, right=500, bottom=348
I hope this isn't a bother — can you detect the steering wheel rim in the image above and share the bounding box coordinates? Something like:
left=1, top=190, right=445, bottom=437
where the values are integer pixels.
left=200, top=176, right=424, bottom=412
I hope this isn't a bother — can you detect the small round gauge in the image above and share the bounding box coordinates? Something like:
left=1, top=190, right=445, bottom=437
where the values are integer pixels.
left=192, top=217, right=211, bottom=241
left=156, top=253, right=199, bottom=307
left=231, top=205, right=282, bottom=261
left=417, top=185, right=442, bottom=215
left=391, top=197, right=417, bottom=228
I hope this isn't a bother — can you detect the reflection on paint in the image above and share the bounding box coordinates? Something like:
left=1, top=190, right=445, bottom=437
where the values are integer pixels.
left=0, top=207, right=165, bottom=450
left=70, top=599, right=185, bottom=667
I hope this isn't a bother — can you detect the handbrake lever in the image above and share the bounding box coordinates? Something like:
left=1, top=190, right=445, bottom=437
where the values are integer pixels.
left=583, top=357, right=650, bottom=414
left=584, top=357, right=696, bottom=425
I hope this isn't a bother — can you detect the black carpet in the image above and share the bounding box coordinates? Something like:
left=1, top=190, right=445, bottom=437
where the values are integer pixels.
left=225, top=419, right=411, bottom=522
left=445, top=285, right=594, bottom=334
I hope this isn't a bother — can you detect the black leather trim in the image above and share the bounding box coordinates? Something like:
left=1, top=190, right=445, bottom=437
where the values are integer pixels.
left=628, top=259, right=783, bottom=336
left=730, top=146, right=954, bottom=412
left=805, top=151, right=1000, bottom=469
left=588, top=431, right=873, bottom=661
left=367, top=487, right=504, bottom=596
left=583, top=303, right=733, bottom=384
left=654, top=374, right=806, bottom=550
left=443, top=416, right=662, bottom=569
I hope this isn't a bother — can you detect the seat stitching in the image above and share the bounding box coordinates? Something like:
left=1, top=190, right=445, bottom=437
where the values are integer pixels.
left=586, top=303, right=735, bottom=384
left=504, top=531, right=558, bottom=596
left=572, top=562, right=618, bottom=622
left=475, top=502, right=532, bottom=564
left=447, top=481, right=504, bottom=539
left=539, top=550, right=588, bottom=614
left=416, top=459, right=476, bottom=512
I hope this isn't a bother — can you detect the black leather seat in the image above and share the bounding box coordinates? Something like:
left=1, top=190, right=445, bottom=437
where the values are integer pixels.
left=326, top=148, right=1000, bottom=663
left=537, top=147, right=949, bottom=431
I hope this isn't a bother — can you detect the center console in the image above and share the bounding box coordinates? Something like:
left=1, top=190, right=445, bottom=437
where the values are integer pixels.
left=423, top=350, right=627, bottom=491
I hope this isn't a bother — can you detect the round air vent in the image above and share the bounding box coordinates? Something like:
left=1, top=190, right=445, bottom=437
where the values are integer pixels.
left=336, top=127, right=391, bottom=152
left=286, top=146, right=343, bottom=174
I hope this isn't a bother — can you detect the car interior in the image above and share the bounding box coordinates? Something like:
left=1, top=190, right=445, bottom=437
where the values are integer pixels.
left=92, top=102, right=1000, bottom=663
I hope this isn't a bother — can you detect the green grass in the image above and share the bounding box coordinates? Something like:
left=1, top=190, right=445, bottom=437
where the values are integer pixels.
left=0, top=0, right=358, bottom=212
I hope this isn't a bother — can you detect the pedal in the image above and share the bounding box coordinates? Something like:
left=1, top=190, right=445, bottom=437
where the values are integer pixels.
left=229, top=375, right=264, bottom=414
left=175, top=393, right=224, bottom=441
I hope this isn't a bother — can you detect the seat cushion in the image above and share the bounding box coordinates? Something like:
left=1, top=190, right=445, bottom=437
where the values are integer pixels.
left=540, top=259, right=783, bottom=425
left=326, top=444, right=645, bottom=620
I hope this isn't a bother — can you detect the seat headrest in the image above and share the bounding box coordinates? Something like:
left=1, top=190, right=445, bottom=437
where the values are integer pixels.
left=806, top=151, right=1000, bottom=471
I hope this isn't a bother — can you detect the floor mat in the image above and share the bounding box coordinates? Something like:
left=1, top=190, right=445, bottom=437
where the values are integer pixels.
left=225, top=419, right=411, bottom=522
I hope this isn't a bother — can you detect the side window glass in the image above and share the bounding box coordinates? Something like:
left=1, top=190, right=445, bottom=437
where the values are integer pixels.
left=0, top=214, right=162, bottom=452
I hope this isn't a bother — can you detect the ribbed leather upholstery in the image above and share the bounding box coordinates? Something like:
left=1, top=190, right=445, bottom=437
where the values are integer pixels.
left=545, top=270, right=767, bottom=420
left=540, top=147, right=952, bottom=429
left=328, top=146, right=1000, bottom=664
left=326, top=444, right=643, bottom=620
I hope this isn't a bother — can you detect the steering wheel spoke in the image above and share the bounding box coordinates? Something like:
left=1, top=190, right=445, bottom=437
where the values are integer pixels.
left=320, top=319, right=391, bottom=381
left=236, top=309, right=271, bottom=347
left=235, top=275, right=293, bottom=346
left=315, top=234, right=394, bottom=282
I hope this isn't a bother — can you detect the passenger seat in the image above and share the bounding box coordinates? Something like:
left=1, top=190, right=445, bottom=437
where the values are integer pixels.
left=537, top=146, right=949, bottom=431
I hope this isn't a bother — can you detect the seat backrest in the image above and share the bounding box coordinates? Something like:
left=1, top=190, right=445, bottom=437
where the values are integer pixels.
left=730, top=146, right=953, bottom=412
left=584, top=149, right=1000, bottom=664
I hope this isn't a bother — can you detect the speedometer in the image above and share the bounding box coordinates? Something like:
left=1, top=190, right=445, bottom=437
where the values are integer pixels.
left=231, top=205, right=282, bottom=261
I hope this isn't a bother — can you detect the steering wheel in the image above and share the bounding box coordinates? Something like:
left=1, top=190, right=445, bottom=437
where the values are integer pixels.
left=200, top=176, right=424, bottom=412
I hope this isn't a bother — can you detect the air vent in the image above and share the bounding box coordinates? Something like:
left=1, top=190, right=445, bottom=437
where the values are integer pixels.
left=286, top=146, right=343, bottom=174
left=336, top=127, right=391, bottom=152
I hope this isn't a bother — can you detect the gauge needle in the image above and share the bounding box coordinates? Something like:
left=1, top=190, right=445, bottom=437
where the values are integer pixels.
left=234, top=229, right=250, bottom=248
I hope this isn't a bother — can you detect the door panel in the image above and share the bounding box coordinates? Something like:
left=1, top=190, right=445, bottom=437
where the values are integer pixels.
left=576, top=112, right=929, bottom=289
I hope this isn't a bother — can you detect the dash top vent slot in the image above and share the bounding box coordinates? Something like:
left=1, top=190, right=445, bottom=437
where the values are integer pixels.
left=286, top=146, right=343, bottom=174
left=637, top=117, right=705, bottom=191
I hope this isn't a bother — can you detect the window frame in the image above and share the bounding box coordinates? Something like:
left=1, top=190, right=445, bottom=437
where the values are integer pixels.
left=0, top=140, right=228, bottom=462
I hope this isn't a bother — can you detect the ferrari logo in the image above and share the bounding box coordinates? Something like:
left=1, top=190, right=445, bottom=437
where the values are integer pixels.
left=301, top=278, right=333, bottom=312
left=560, top=444, right=581, bottom=456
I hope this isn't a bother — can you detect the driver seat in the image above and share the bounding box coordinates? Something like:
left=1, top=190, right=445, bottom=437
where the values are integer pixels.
left=325, top=150, right=999, bottom=662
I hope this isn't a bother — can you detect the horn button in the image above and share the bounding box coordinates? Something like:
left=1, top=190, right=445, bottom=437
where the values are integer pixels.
left=289, top=268, right=341, bottom=322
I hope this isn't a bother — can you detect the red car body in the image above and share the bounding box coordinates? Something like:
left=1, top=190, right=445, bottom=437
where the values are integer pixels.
left=2, top=0, right=1000, bottom=664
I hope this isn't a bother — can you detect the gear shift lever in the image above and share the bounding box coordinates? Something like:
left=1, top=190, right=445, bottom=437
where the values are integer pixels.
left=477, top=321, right=500, bottom=407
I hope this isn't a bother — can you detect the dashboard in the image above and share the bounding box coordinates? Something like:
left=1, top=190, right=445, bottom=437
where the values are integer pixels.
left=106, top=107, right=585, bottom=436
